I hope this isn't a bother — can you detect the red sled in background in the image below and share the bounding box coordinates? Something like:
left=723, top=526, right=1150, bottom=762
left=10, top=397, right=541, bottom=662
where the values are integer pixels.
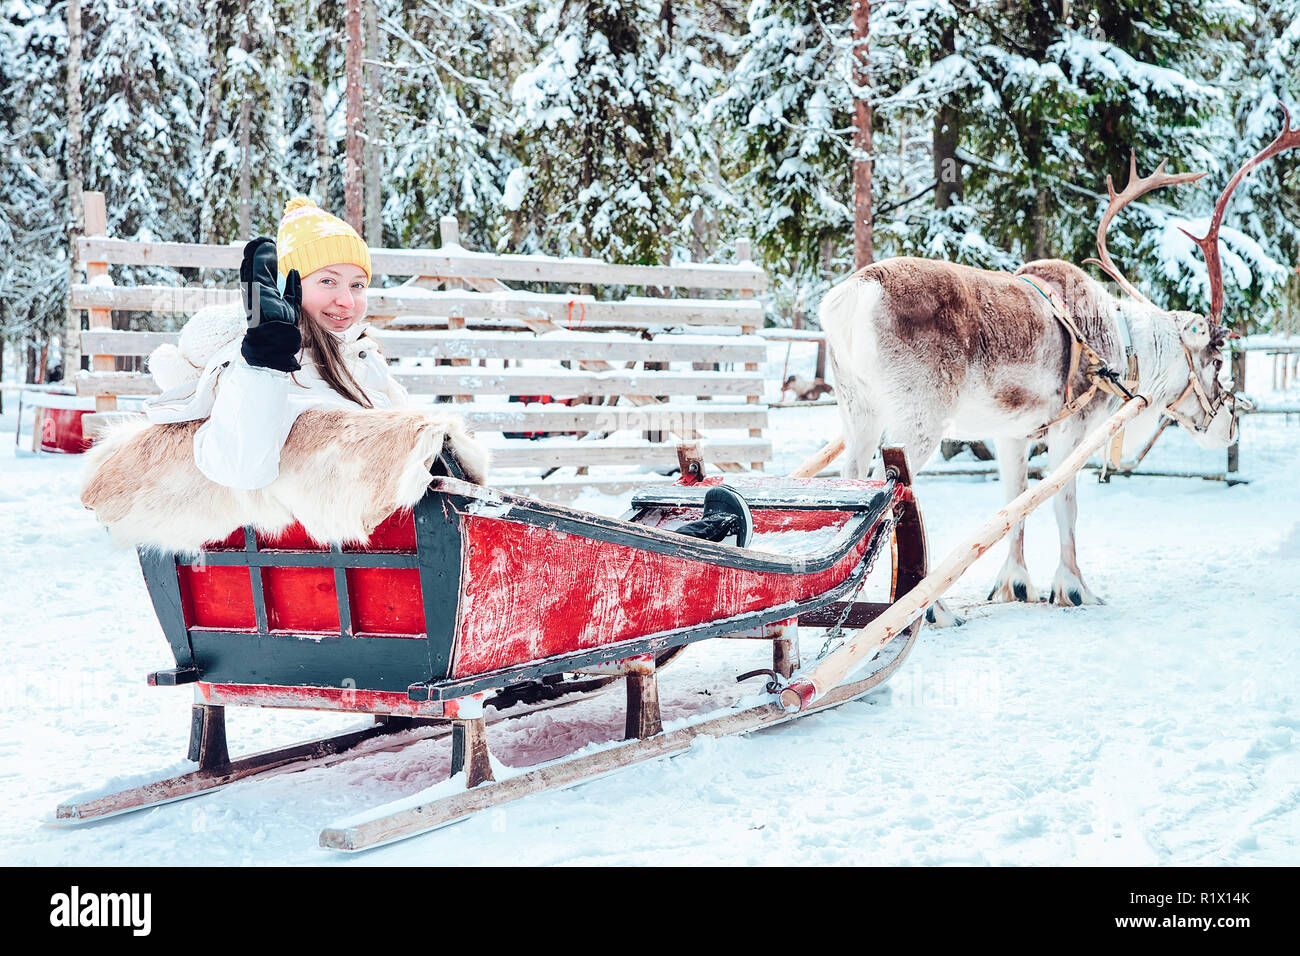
left=503, top=393, right=586, bottom=439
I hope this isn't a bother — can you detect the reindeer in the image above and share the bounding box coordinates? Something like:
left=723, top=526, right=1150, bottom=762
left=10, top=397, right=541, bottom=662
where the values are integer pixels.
left=821, top=107, right=1298, bottom=623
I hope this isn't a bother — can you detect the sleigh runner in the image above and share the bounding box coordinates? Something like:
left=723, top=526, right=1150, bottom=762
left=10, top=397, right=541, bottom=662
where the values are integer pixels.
left=58, top=446, right=928, bottom=844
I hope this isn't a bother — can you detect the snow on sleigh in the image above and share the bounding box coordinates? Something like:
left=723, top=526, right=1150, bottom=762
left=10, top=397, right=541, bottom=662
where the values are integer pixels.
left=58, top=445, right=927, bottom=849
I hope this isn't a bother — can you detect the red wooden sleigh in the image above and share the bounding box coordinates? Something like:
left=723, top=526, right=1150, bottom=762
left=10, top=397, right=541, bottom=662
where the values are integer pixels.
left=57, top=447, right=927, bottom=847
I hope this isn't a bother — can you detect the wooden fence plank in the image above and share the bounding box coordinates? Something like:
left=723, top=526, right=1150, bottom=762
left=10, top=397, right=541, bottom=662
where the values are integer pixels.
left=393, top=368, right=763, bottom=397
left=76, top=237, right=768, bottom=291
left=71, top=284, right=238, bottom=313
left=70, top=284, right=762, bottom=327
left=374, top=330, right=765, bottom=363
left=72, top=404, right=770, bottom=435
left=79, top=328, right=767, bottom=365
left=377, top=291, right=761, bottom=327
left=489, top=438, right=771, bottom=468
left=459, top=405, right=768, bottom=433
left=76, top=371, right=157, bottom=396
left=493, top=476, right=673, bottom=504
left=74, top=368, right=766, bottom=399
left=79, top=330, right=177, bottom=355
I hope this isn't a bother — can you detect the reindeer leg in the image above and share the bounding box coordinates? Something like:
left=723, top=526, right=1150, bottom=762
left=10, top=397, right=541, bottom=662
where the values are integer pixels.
left=988, top=437, right=1038, bottom=602
left=1047, top=422, right=1104, bottom=607
left=833, top=383, right=884, bottom=480
left=886, top=413, right=964, bottom=628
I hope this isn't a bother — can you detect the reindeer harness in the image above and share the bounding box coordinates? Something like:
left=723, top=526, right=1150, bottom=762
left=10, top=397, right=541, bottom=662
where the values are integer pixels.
left=1163, top=343, right=1242, bottom=437
left=1020, top=275, right=1241, bottom=456
left=1018, top=275, right=1138, bottom=437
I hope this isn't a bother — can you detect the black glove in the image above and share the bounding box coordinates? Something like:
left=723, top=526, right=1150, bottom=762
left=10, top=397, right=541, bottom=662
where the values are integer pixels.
left=239, top=236, right=302, bottom=373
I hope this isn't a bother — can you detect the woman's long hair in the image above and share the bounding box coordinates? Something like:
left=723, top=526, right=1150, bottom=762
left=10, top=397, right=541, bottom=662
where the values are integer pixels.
left=297, top=312, right=374, bottom=408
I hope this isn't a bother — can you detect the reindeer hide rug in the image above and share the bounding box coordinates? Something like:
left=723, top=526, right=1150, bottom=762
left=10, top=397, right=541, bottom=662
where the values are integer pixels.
left=80, top=408, right=490, bottom=554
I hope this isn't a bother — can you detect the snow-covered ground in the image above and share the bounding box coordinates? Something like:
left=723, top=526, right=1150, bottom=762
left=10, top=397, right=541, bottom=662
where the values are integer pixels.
left=1, top=350, right=1297, bottom=865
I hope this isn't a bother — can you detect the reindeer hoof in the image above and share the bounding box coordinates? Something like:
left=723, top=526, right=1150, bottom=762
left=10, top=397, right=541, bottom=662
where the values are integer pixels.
left=925, top=600, right=965, bottom=628
left=987, top=565, right=1037, bottom=604
left=1049, top=569, right=1105, bottom=607
left=988, top=580, right=1035, bottom=603
left=1049, top=588, right=1105, bottom=606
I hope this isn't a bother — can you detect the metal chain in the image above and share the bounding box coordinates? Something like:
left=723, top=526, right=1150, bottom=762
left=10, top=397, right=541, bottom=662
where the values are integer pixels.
left=816, top=515, right=895, bottom=660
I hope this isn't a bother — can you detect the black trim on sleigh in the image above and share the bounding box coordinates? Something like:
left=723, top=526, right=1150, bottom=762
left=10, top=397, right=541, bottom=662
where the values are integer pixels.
left=628, top=483, right=894, bottom=512
left=174, top=551, right=421, bottom=568
left=415, top=493, right=464, bottom=682
left=187, top=630, right=436, bottom=692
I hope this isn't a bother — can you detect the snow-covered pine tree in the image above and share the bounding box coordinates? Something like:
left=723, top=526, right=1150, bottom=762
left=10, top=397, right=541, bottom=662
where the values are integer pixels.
left=869, top=0, right=1021, bottom=271
left=80, top=0, right=205, bottom=263
left=927, top=0, right=1232, bottom=307
left=709, top=0, right=857, bottom=317
left=509, top=0, right=700, bottom=265
left=275, top=0, right=347, bottom=218
left=1205, top=0, right=1300, bottom=331
left=0, top=0, right=69, bottom=378
left=376, top=0, right=518, bottom=251
left=947, top=1, right=1091, bottom=266
left=657, top=0, right=737, bottom=267
left=195, top=0, right=295, bottom=246
left=1048, top=0, right=1234, bottom=313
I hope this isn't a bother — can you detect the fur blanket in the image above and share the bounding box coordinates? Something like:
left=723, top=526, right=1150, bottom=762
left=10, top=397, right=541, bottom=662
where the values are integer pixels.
left=81, top=408, right=490, bottom=554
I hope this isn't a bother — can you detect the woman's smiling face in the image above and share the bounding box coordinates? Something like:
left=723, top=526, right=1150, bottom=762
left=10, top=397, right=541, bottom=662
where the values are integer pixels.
left=300, top=264, right=369, bottom=333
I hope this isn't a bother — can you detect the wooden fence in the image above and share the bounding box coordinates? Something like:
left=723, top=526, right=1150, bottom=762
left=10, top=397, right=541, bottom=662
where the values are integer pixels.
left=70, top=191, right=772, bottom=500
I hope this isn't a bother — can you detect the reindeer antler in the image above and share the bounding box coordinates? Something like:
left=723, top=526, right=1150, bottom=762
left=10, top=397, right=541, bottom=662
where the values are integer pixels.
left=1084, top=151, right=1207, bottom=307
left=1180, top=104, right=1300, bottom=322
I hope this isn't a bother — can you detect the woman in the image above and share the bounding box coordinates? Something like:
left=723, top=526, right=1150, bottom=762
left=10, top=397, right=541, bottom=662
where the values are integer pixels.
left=146, top=197, right=407, bottom=489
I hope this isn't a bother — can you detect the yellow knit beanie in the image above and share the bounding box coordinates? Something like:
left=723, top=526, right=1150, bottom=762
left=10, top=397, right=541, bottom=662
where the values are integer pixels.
left=275, top=196, right=372, bottom=282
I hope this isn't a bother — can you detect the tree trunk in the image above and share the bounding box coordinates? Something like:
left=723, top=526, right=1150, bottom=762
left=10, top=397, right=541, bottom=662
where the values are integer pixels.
left=345, top=0, right=364, bottom=231
left=309, top=78, right=330, bottom=197
left=238, top=99, right=251, bottom=237
left=1033, top=186, right=1049, bottom=260
left=819, top=234, right=835, bottom=281
left=851, top=0, right=872, bottom=268
left=237, top=0, right=251, bottom=238
left=364, top=0, right=383, bottom=246
left=269, top=48, right=286, bottom=220
left=932, top=24, right=962, bottom=210
left=65, top=0, right=84, bottom=379
left=198, top=0, right=225, bottom=247
left=1022, top=2, right=1055, bottom=262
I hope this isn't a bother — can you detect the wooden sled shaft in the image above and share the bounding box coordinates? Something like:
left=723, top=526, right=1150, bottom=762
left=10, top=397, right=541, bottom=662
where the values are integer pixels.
left=790, top=436, right=845, bottom=478
left=781, top=395, right=1151, bottom=711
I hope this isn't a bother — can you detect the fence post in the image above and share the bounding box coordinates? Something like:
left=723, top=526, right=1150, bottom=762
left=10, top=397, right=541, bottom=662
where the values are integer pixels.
left=1228, top=346, right=1245, bottom=479
left=439, top=216, right=472, bottom=403
left=737, top=238, right=763, bottom=471
left=81, top=191, right=117, bottom=412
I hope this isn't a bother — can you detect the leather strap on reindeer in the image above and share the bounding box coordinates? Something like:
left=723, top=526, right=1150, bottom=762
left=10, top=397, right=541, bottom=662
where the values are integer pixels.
left=1019, top=275, right=1138, bottom=438
left=1163, top=343, right=1243, bottom=436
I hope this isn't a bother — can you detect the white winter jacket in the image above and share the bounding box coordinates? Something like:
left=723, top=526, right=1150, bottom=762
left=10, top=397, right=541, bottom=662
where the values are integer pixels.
left=144, top=323, right=409, bottom=490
